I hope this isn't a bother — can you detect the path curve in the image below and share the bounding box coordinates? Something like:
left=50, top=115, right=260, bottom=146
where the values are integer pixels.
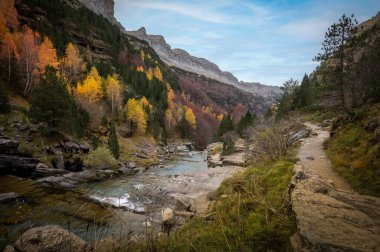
left=298, top=122, right=353, bottom=192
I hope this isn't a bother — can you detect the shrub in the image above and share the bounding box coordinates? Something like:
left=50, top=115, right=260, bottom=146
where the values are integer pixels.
left=84, top=146, right=118, bottom=170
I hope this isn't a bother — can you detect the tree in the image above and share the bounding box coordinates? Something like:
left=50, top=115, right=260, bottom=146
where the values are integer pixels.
left=29, top=66, right=74, bottom=129
left=276, top=78, right=299, bottom=118
left=298, top=74, right=312, bottom=107
left=314, top=14, right=359, bottom=111
left=236, top=111, right=255, bottom=137
left=105, top=74, right=122, bottom=114
left=63, top=42, right=84, bottom=83
left=38, top=36, right=59, bottom=73
left=216, top=114, right=234, bottom=139
left=154, top=66, right=163, bottom=81
left=18, top=26, right=40, bottom=96
left=184, top=106, right=196, bottom=129
left=125, top=98, right=148, bottom=135
left=107, top=122, right=120, bottom=159
left=75, top=67, right=103, bottom=103
left=0, top=32, right=19, bottom=83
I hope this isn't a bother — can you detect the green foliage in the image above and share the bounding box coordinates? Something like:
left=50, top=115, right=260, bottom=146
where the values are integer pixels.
left=298, top=74, right=313, bottom=107
left=156, top=159, right=296, bottom=251
left=327, top=106, right=380, bottom=196
left=276, top=78, right=299, bottom=119
left=178, top=116, right=192, bottom=139
left=216, top=114, right=234, bottom=139
left=107, top=122, right=120, bottom=159
left=84, top=146, right=118, bottom=170
left=0, top=80, right=10, bottom=114
left=236, top=111, right=255, bottom=137
left=29, top=66, right=88, bottom=137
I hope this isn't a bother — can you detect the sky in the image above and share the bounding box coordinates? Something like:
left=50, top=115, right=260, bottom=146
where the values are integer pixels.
left=114, top=0, right=380, bottom=86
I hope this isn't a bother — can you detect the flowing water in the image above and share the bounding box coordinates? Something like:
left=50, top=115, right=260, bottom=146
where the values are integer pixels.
left=0, top=151, right=207, bottom=247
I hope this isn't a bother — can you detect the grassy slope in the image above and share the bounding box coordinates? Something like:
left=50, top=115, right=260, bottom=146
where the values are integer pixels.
left=128, top=158, right=296, bottom=252
left=326, top=104, right=380, bottom=196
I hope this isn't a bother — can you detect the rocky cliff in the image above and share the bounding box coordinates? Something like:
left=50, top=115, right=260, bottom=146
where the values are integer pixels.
left=127, top=27, right=282, bottom=98
left=77, top=0, right=125, bottom=31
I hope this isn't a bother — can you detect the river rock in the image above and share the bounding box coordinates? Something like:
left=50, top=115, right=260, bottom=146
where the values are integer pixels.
left=0, top=154, right=39, bottom=176
left=14, top=225, right=91, bottom=252
left=32, top=163, right=68, bottom=178
left=0, top=136, right=19, bottom=154
left=222, top=152, right=245, bottom=167
left=79, top=143, right=90, bottom=153
left=64, top=141, right=81, bottom=153
left=290, top=164, right=380, bottom=252
left=175, top=196, right=196, bottom=212
left=64, top=157, right=84, bottom=172
left=51, top=148, right=65, bottom=170
left=184, top=142, right=195, bottom=151
left=0, top=192, right=20, bottom=203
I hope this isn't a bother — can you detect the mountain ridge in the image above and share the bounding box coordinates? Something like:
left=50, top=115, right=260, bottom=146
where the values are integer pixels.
left=77, top=0, right=282, bottom=98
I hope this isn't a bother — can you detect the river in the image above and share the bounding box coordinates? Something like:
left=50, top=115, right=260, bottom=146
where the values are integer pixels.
left=0, top=151, right=208, bottom=247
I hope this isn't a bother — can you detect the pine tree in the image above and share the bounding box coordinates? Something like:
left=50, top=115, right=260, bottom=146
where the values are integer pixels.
left=107, top=122, right=120, bottom=159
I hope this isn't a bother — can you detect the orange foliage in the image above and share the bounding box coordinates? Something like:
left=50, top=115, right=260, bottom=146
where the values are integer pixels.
left=136, top=65, right=144, bottom=72
left=146, top=67, right=153, bottom=80
left=18, top=26, right=40, bottom=96
left=38, top=36, right=58, bottom=72
left=0, top=0, right=18, bottom=31
left=63, top=42, right=84, bottom=83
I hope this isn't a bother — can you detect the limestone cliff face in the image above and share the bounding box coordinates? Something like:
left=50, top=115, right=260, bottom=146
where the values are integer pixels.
left=127, top=28, right=282, bottom=98
left=77, top=0, right=125, bottom=31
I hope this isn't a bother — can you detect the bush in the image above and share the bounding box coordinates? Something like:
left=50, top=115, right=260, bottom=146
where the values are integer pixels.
left=84, top=146, right=118, bottom=170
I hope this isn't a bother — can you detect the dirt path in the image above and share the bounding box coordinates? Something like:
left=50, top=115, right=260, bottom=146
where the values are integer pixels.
left=298, top=122, right=354, bottom=192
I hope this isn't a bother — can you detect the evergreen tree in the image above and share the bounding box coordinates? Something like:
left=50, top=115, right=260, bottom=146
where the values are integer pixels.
left=314, top=14, right=360, bottom=111
left=236, top=111, right=255, bottom=137
left=216, top=115, right=234, bottom=139
left=30, top=66, right=74, bottom=129
left=178, top=116, right=192, bottom=139
left=298, top=74, right=312, bottom=107
left=107, top=122, right=120, bottom=159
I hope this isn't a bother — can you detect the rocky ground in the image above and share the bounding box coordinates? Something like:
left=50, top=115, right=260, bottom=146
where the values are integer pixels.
left=290, top=122, right=380, bottom=252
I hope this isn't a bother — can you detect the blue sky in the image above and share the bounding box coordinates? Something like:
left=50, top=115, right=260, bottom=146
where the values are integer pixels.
left=114, top=0, right=380, bottom=86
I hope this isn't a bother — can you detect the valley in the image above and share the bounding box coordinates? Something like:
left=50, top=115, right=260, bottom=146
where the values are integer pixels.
left=0, top=0, right=379, bottom=251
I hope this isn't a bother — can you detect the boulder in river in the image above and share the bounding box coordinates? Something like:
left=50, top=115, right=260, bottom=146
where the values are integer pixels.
left=175, top=196, right=196, bottom=213
left=52, top=149, right=65, bottom=170
left=64, top=141, right=81, bottom=153
left=0, top=192, right=20, bottom=203
left=14, top=225, right=92, bottom=252
left=0, top=136, right=19, bottom=154
left=64, top=157, right=84, bottom=172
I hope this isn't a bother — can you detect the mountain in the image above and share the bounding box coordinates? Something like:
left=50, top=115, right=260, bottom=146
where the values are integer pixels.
left=127, top=27, right=282, bottom=98
left=76, top=0, right=281, bottom=97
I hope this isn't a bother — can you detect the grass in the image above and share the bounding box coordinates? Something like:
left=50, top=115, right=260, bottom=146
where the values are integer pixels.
left=125, top=158, right=296, bottom=252
left=302, top=105, right=342, bottom=123
left=326, top=104, right=380, bottom=196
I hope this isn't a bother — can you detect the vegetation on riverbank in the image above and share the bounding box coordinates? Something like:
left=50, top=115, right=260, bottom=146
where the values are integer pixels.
left=326, top=104, right=380, bottom=196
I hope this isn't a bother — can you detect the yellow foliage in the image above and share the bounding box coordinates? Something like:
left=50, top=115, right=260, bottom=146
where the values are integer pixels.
left=217, top=114, right=224, bottom=121
left=154, top=66, right=163, bottom=81
left=136, top=65, right=144, bottom=72
left=140, top=49, right=145, bottom=61
left=184, top=106, right=196, bottom=129
left=75, top=67, right=103, bottom=103
left=125, top=97, right=150, bottom=135
left=63, top=42, right=84, bottom=81
left=332, top=153, right=345, bottom=167
left=146, top=68, right=153, bottom=80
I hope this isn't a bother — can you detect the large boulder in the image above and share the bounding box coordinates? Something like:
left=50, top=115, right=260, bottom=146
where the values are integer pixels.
left=14, top=225, right=91, bottom=252
left=0, top=192, right=20, bottom=203
left=175, top=196, right=196, bottom=213
left=290, top=165, right=380, bottom=252
left=64, top=141, right=81, bottom=153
